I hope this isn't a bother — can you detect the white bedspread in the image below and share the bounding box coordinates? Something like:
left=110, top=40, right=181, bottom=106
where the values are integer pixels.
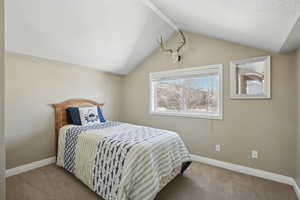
left=57, top=121, right=191, bottom=200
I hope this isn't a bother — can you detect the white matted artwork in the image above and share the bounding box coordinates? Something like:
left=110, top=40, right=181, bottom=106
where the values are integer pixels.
left=230, top=56, right=271, bottom=99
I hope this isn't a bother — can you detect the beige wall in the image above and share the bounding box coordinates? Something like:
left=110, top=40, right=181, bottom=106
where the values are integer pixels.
left=5, top=53, right=122, bottom=169
left=0, top=0, right=4, bottom=198
left=4, top=32, right=298, bottom=178
left=296, top=48, right=300, bottom=186
left=120, top=32, right=297, bottom=176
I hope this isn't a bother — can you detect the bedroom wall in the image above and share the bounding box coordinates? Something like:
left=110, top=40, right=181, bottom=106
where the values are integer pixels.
left=120, top=31, right=297, bottom=177
left=296, top=48, right=300, bottom=186
left=5, top=53, right=122, bottom=169
left=0, top=0, right=5, bottom=198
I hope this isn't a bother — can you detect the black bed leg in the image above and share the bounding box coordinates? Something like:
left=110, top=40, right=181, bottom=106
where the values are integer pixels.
left=181, top=161, right=192, bottom=174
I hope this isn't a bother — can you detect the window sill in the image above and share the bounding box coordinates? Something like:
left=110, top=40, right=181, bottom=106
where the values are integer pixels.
left=149, top=111, right=222, bottom=120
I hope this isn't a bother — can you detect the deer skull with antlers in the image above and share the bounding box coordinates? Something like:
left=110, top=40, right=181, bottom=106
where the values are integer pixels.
left=157, top=30, right=186, bottom=63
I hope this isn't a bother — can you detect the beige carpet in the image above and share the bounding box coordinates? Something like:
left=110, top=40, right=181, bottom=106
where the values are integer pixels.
left=6, top=162, right=297, bottom=200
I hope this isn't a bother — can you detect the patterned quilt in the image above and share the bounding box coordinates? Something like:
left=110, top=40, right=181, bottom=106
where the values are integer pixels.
left=57, top=121, right=191, bottom=200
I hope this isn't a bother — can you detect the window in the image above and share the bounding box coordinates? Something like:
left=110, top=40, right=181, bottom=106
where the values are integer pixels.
left=149, top=65, right=223, bottom=119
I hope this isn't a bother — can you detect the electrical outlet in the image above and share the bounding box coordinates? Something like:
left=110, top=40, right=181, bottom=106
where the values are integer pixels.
left=215, top=144, right=221, bottom=152
left=252, top=150, right=258, bottom=159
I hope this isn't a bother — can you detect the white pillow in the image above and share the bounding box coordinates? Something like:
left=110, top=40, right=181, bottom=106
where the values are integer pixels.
left=79, top=106, right=100, bottom=126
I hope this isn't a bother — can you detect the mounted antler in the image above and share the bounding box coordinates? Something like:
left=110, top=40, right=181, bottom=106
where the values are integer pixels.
left=176, top=30, right=186, bottom=53
left=157, top=29, right=186, bottom=63
left=158, top=36, right=173, bottom=54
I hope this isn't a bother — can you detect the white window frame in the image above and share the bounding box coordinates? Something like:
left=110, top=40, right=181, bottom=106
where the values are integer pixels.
left=149, top=64, right=223, bottom=120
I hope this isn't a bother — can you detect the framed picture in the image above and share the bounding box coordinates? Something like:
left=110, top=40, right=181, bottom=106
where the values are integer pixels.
left=230, top=56, right=271, bottom=99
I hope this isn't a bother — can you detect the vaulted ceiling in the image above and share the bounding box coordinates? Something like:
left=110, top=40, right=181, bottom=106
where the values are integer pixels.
left=5, top=0, right=174, bottom=74
left=151, top=0, right=300, bottom=52
left=5, top=0, right=300, bottom=74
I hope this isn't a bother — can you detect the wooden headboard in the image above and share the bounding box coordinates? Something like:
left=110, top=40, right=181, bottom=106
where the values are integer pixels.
left=52, top=99, right=104, bottom=153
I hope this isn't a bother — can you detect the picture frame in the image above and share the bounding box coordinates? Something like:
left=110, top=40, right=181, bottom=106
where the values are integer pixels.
left=230, top=56, right=271, bottom=99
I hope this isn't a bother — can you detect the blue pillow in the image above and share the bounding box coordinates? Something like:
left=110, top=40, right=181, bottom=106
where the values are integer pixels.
left=97, top=106, right=106, bottom=123
left=67, top=107, right=81, bottom=125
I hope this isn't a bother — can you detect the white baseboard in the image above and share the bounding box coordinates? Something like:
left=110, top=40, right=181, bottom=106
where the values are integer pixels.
left=5, top=157, right=56, bottom=178
left=291, top=179, right=300, bottom=200
left=191, top=154, right=294, bottom=186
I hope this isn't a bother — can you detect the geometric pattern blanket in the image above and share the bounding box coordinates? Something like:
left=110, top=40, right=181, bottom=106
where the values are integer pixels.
left=57, top=122, right=191, bottom=200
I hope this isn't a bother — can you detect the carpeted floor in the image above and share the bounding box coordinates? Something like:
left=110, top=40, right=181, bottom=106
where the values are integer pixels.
left=6, top=162, right=297, bottom=200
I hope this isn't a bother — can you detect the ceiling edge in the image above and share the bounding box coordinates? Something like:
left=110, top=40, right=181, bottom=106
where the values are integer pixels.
left=140, top=0, right=178, bottom=31
left=6, top=50, right=126, bottom=75
left=279, top=16, right=300, bottom=53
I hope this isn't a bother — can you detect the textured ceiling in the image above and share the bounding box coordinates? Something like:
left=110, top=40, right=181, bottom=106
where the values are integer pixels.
left=280, top=17, right=300, bottom=52
left=5, top=0, right=174, bottom=74
left=151, top=0, right=300, bottom=53
left=5, top=0, right=300, bottom=74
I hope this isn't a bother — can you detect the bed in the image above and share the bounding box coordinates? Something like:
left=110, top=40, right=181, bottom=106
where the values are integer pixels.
left=52, top=99, right=192, bottom=200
